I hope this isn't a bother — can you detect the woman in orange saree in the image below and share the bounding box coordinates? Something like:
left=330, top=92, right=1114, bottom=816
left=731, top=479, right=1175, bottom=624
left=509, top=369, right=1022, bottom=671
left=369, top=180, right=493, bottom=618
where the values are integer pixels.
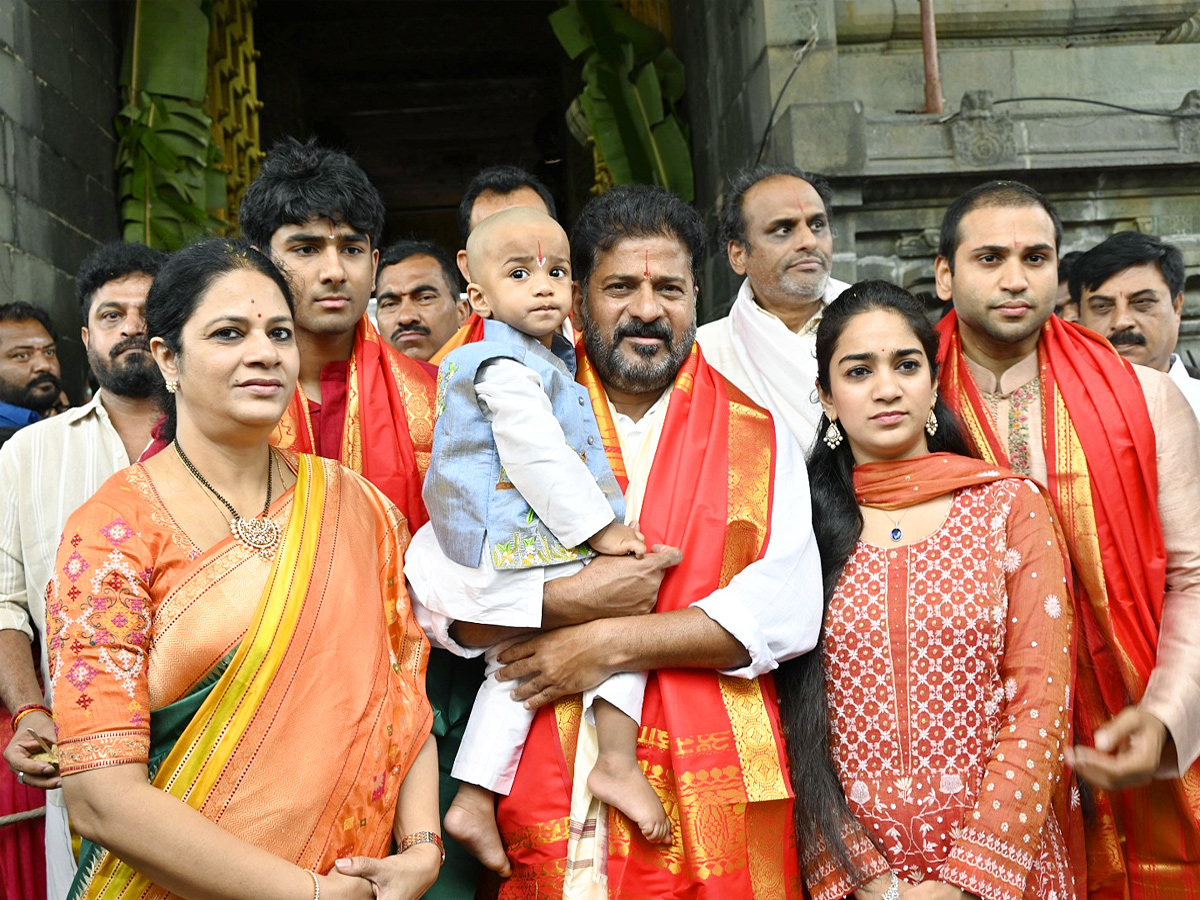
left=46, top=240, right=440, bottom=900
left=776, top=282, right=1083, bottom=900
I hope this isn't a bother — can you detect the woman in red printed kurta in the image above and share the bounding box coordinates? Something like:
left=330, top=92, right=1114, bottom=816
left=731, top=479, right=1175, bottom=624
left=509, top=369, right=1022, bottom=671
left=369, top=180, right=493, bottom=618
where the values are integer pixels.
left=777, top=282, right=1081, bottom=900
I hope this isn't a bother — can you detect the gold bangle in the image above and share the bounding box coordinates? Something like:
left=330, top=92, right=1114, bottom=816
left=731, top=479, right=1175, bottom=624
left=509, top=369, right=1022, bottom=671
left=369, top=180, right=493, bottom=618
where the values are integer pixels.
left=308, top=869, right=319, bottom=900
left=399, top=831, right=445, bottom=866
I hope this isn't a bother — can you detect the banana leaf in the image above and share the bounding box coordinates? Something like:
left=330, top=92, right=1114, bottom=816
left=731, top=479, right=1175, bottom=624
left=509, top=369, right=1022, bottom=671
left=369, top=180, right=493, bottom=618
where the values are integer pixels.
left=549, top=4, right=590, bottom=60
left=651, top=115, right=694, bottom=201
left=122, top=0, right=209, bottom=101
left=655, top=48, right=685, bottom=104
left=551, top=0, right=694, bottom=200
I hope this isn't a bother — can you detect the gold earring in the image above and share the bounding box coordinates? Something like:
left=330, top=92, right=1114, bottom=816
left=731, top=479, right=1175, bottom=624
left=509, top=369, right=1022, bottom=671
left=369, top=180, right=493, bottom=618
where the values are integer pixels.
left=166, top=380, right=178, bottom=394
left=926, top=408, right=938, bottom=436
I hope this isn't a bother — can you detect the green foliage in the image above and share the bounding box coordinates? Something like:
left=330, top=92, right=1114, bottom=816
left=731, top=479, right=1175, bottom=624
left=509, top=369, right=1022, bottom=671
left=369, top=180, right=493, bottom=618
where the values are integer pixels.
left=117, top=0, right=227, bottom=250
left=550, top=1, right=694, bottom=201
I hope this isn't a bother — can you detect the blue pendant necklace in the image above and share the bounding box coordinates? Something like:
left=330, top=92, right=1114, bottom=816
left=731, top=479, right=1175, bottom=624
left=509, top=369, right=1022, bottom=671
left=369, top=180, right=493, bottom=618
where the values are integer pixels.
left=871, top=507, right=910, bottom=542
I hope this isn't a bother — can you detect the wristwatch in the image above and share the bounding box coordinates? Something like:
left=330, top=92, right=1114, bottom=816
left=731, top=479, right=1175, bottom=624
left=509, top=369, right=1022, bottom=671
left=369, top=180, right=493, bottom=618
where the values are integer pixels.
left=400, top=830, right=446, bottom=866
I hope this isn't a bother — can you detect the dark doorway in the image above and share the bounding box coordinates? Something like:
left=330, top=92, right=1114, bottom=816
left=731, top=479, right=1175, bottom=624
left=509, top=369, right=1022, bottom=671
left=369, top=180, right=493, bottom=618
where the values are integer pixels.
left=255, top=0, right=579, bottom=254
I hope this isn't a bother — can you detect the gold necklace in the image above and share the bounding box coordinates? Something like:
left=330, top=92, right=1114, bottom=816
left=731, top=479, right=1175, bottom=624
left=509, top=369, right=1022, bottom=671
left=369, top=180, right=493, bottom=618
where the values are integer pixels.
left=174, top=442, right=281, bottom=559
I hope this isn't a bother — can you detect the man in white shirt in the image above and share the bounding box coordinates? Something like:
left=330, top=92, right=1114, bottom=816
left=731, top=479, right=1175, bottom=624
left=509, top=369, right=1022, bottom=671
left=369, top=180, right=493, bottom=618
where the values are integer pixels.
left=406, top=185, right=822, bottom=896
left=697, top=165, right=850, bottom=452
left=1074, top=230, right=1200, bottom=417
left=0, top=242, right=164, bottom=900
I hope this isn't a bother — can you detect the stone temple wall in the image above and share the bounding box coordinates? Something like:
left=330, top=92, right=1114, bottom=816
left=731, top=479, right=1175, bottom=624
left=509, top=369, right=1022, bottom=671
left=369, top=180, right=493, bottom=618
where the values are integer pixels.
left=675, top=0, right=1200, bottom=364
left=0, top=0, right=121, bottom=396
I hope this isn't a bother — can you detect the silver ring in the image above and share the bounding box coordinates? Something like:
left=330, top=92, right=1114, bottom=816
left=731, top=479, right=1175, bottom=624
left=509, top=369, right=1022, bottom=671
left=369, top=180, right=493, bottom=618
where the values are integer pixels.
left=16, top=771, right=24, bottom=784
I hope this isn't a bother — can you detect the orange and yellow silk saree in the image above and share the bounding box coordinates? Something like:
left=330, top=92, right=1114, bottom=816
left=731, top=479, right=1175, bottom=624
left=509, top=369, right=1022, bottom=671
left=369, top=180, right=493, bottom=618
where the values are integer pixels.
left=47, top=454, right=431, bottom=900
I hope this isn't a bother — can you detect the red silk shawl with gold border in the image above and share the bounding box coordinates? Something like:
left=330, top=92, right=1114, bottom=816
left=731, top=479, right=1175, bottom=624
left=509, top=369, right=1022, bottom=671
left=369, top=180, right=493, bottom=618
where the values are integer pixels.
left=271, top=317, right=435, bottom=530
left=936, top=313, right=1200, bottom=896
left=495, top=343, right=799, bottom=899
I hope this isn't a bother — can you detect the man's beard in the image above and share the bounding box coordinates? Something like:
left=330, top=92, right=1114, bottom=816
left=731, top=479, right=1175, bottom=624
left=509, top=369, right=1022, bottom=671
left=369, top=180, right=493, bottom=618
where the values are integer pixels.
left=89, top=338, right=161, bottom=398
left=0, top=372, right=61, bottom=413
left=779, top=268, right=830, bottom=303
left=579, top=304, right=696, bottom=396
left=776, top=253, right=831, bottom=303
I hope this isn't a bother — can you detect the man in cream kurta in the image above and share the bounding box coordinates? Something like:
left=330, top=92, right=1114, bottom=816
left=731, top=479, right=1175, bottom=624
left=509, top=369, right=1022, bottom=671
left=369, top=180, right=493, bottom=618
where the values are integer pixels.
left=0, top=242, right=163, bottom=900
left=697, top=164, right=849, bottom=452
left=956, top=350, right=1200, bottom=761
left=934, top=180, right=1200, bottom=893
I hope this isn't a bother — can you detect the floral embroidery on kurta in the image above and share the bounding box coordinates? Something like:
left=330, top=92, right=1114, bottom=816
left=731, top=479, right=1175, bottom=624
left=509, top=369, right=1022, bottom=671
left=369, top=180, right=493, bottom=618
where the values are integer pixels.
left=805, top=480, right=1078, bottom=900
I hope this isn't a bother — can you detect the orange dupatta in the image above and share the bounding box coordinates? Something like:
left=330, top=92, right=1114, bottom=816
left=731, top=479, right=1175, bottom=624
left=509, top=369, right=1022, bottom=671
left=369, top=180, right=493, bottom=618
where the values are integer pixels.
left=272, top=317, right=435, bottom=530
left=496, top=344, right=798, bottom=899
left=937, top=313, right=1200, bottom=898
left=853, top=451, right=1020, bottom=506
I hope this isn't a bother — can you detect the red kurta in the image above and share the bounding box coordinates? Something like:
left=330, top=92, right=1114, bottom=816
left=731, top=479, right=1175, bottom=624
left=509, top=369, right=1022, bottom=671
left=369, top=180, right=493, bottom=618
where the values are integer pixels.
left=272, top=317, right=435, bottom=531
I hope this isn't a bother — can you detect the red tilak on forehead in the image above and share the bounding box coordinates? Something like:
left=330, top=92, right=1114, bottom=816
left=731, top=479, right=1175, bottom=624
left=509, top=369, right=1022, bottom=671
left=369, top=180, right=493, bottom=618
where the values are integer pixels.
left=537, top=240, right=545, bottom=268
left=1013, top=229, right=1023, bottom=249
left=792, top=190, right=805, bottom=217
left=644, top=250, right=650, bottom=278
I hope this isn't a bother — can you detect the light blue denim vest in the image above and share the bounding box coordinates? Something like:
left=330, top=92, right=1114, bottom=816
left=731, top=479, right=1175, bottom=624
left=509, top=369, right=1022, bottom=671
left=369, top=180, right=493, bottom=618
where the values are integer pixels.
left=424, top=320, right=625, bottom=570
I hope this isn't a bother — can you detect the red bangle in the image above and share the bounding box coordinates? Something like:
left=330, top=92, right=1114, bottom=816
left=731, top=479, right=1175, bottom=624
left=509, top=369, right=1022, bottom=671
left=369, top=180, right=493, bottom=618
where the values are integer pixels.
left=11, top=704, right=52, bottom=731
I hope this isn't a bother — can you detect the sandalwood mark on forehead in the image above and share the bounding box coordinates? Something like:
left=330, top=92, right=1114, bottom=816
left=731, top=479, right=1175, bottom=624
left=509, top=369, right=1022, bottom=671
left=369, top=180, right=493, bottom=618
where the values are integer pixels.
left=644, top=250, right=650, bottom=278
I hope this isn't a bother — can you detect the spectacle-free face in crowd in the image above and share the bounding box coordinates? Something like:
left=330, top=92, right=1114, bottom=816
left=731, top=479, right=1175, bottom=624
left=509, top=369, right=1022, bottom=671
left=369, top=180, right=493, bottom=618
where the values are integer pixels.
left=816, top=297, right=940, bottom=466
left=239, top=137, right=384, bottom=396
left=572, top=198, right=699, bottom=414
left=376, top=241, right=469, bottom=361
left=1073, top=231, right=1187, bottom=374
left=149, top=242, right=300, bottom=450
left=724, top=168, right=834, bottom=330
left=935, top=185, right=1061, bottom=368
left=0, top=303, right=61, bottom=416
left=455, top=165, right=557, bottom=282
left=464, top=207, right=573, bottom=347
left=78, top=243, right=166, bottom=403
